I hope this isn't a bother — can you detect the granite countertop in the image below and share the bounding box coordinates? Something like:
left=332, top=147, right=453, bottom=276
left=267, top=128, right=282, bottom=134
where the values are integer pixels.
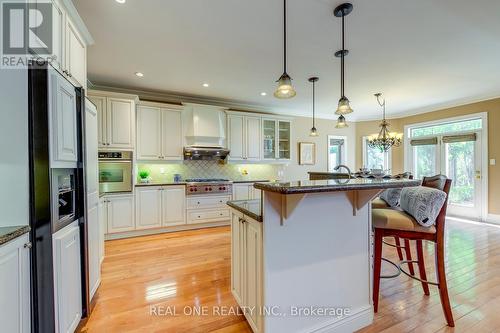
left=135, top=182, right=187, bottom=187
left=233, top=180, right=270, bottom=184
left=0, top=225, right=31, bottom=246
left=254, top=178, right=421, bottom=194
left=227, top=199, right=262, bottom=222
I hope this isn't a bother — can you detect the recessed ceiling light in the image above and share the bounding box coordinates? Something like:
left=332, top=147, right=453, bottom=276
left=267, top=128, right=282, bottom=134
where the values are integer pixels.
left=135, top=72, right=144, bottom=77
left=202, top=83, right=210, bottom=87
left=260, top=92, right=267, bottom=96
left=115, top=0, right=126, bottom=4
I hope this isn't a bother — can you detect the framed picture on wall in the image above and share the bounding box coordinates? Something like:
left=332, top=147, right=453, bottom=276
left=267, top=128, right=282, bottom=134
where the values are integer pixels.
left=299, top=142, right=316, bottom=165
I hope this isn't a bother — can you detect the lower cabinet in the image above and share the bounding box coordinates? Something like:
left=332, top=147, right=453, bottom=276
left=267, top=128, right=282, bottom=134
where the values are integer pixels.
left=233, top=183, right=262, bottom=201
left=231, top=211, right=263, bottom=333
left=135, top=186, right=186, bottom=230
left=186, top=195, right=231, bottom=224
left=87, top=195, right=101, bottom=301
left=104, top=194, right=135, bottom=233
left=0, top=234, right=31, bottom=333
left=53, top=222, right=82, bottom=333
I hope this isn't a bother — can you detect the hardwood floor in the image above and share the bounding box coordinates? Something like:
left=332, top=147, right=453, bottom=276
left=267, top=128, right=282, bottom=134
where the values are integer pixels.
left=79, top=219, right=500, bottom=333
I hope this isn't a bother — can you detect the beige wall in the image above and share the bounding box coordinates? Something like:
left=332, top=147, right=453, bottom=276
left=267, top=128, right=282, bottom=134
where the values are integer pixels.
left=356, top=98, right=500, bottom=215
left=282, top=116, right=356, bottom=181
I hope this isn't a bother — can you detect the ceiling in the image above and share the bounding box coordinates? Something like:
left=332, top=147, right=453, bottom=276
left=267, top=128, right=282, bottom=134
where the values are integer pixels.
left=73, top=0, right=500, bottom=121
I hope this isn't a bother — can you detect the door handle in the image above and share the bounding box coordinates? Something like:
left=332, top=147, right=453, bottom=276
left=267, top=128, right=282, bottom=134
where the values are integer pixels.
left=24, top=242, right=32, bottom=249
left=475, top=170, right=481, bottom=179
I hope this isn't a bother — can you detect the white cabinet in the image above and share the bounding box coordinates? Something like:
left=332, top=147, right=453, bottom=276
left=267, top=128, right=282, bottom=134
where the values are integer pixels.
left=98, top=197, right=106, bottom=261
left=49, top=69, right=78, bottom=168
left=87, top=198, right=100, bottom=300
left=135, top=185, right=186, bottom=231
left=137, top=102, right=183, bottom=161
left=65, top=17, right=87, bottom=89
left=51, top=0, right=65, bottom=72
left=186, top=194, right=230, bottom=225
left=230, top=212, right=263, bottom=333
left=88, top=92, right=138, bottom=149
left=227, top=113, right=261, bottom=161
left=105, top=194, right=135, bottom=233
left=233, top=183, right=261, bottom=201
left=53, top=223, right=82, bottom=333
left=0, top=234, right=31, bottom=333
left=263, top=118, right=292, bottom=161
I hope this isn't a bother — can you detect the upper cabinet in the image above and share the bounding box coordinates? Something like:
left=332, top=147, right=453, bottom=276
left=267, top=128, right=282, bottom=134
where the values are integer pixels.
left=137, top=102, right=183, bottom=161
left=88, top=91, right=138, bottom=150
left=227, top=112, right=291, bottom=162
left=48, top=0, right=94, bottom=90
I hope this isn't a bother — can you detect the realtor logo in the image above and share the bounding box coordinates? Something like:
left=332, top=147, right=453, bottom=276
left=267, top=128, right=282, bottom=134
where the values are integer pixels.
left=1, top=0, right=53, bottom=68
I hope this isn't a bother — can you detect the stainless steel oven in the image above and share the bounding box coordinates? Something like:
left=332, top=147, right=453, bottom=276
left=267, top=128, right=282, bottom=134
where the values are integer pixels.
left=98, top=151, right=133, bottom=193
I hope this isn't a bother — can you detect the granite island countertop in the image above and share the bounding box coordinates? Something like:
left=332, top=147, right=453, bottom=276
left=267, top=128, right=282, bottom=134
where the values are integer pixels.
left=254, top=178, right=421, bottom=194
left=227, top=199, right=262, bottom=222
left=0, top=225, right=31, bottom=246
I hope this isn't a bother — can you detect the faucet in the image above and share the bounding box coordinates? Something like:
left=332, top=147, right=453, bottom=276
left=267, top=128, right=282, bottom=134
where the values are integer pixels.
left=334, top=164, right=352, bottom=179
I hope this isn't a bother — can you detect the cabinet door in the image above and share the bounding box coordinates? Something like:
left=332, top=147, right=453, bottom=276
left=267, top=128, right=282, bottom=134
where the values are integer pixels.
left=87, top=199, right=100, bottom=301
left=98, top=198, right=106, bottom=262
left=162, top=186, right=186, bottom=226
left=65, top=18, right=86, bottom=89
left=278, top=120, right=291, bottom=160
left=251, top=186, right=262, bottom=200
left=51, top=0, right=65, bottom=73
left=0, top=234, right=31, bottom=333
left=137, top=106, right=162, bottom=160
left=135, top=187, right=162, bottom=230
left=231, top=213, right=244, bottom=305
left=161, top=109, right=183, bottom=160
left=53, top=225, right=82, bottom=333
left=85, top=100, right=99, bottom=194
left=244, top=219, right=262, bottom=332
left=49, top=70, right=78, bottom=167
left=262, top=119, right=277, bottom=159
left=228, top=115, right=245, bottom=160
left=107, top=195, right=135, bottom=233
left=107, top=98, right=135, bottom=149
left=88, top=96, right=107, bottom=148
left=233, top=184, right=252, bottom=201
left=246, top=117, right=261, bottom=161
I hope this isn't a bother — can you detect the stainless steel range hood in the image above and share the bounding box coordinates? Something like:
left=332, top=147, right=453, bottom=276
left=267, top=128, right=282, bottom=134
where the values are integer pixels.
left=184, top=146, right=230, bottom=160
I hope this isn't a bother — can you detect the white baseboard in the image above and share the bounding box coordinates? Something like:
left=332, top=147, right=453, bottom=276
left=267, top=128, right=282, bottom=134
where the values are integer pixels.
left=486, top=214, right=500, bottom=224
left=104, top=221, right=230, bottom=240
left=307, top=306, right=374, bottom=333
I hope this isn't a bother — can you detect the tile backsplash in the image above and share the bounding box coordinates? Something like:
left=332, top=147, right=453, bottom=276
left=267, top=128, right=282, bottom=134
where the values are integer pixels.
left=136, top=160, right=282, bottom=183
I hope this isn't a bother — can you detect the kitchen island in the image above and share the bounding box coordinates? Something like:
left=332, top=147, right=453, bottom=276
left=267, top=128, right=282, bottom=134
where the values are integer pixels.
left=227, top=178, right=420, bottom=333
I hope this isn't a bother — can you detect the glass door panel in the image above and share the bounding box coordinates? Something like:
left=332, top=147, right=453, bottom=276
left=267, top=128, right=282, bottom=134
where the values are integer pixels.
left=278, top=121, right=290, bottom=159
left=413, top=145, right=438, bottom=179
left=263, top=120, right=276, bottom=159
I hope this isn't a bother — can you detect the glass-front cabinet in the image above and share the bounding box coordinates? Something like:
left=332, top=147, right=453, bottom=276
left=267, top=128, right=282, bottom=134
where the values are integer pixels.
left=262, top=118, right=291, bottom=161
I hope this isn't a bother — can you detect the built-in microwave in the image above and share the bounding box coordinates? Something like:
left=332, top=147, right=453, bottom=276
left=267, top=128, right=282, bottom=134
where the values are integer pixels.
left=98, top=151, right=133, bottom=193
left=51, top=168, right=77, bottom=233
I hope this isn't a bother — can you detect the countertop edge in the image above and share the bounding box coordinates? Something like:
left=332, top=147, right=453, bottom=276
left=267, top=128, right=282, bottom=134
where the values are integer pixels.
left=227, top=200, right=263, bottom=222
left=0, top=225, right=31, bottom=246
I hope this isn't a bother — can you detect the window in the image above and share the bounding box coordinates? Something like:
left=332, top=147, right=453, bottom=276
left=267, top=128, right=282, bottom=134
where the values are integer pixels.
left=410, top=118, right=482, bottom=138
left=328, top=136, right=347, bottom=172
left=362, top=137, right=391, bottom=170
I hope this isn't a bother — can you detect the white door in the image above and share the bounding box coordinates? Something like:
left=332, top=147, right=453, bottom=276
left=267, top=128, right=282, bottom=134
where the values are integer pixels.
left=53, top=224, right=82, bottom=333
left=246, top=117, right=261, bottom=161
left=231, top=213, right=244, bottom=305
left=0, top=234, right=31, bottom=333
left=65, top=18, right=86, bottom=89
left=106, top=98, right=135, bottom=149
left=137, top=106, right=162, bottom=160
left=161, top=109, right=183, bottom=160
left=135, top=187, right=162, bottom=230
left=233, top=184, right=251, bottom=201
left=85, top=100, right=99, bottom=194
left=87, top=200, right=100, bottom=300
left=162, top=186, right=186, bottom=226
left=228, top=115, right=245, bottom=160
left=107, top=195, right=135, bottom=233
left=88, top=96, right=107, bottom=148
left=98, top=197, right=106, bottom=261
left=244, top=218, right=262, bottom=331
left=51, top=0, right=65, bottom=73
left=49, top=70, right=78, bottom=167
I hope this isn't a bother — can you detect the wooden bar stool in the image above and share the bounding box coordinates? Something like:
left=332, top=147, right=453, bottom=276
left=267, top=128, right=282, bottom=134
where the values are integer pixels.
left=372, top=175, right=454, bottom=327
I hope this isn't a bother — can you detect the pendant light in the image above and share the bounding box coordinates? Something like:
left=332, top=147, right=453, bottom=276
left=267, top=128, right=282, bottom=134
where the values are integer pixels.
left=335, top=115, right=348, bottom=128
left=334, top=3, right=354, bottom=123
left=274, top=0, right=296, bottom=99
left=368, top=93, right=403, bottom=152
left=308, top=77, right=319, bottom=136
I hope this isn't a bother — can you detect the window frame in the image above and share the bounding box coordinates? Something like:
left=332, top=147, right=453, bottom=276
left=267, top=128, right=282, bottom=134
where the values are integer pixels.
left=327, top=135, right=347, bottom=172
left=362, top=136, right=392, bottom=171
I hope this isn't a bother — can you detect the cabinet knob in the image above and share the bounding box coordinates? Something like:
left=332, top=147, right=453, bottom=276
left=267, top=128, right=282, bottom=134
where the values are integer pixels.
left=24, top=242, right=32, bottom=249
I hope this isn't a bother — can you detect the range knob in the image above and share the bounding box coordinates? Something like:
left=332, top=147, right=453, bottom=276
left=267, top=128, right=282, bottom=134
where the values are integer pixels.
left=219, top=187, right=223, bottom=190
left=222, top=186, right=226, bottom=190
left=209, top=187, right=213, bottom=191
left=194, top=188, right=198, bottom=192
left=205, top=187, right=209, bottom=191
left=190, top=188, right=194, bottom=192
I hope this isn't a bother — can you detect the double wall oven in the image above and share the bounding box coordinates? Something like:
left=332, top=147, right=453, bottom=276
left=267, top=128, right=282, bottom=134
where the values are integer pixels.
left=98, top=151, right=133, bottom=193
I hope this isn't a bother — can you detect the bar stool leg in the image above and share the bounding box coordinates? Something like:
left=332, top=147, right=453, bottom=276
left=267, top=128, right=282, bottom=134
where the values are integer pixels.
left=373, top=229, right=383, bottom=313
left=435, top=242, right=454, bottom=327
left=416, top=240, right=430, bottom=295
left=394, top=237, right=404, bottom=261
left=403, top=239, right=416, bottom=276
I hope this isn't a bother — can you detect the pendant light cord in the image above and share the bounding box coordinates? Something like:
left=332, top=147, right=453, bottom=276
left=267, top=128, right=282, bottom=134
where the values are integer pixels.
left=341, top=12, right=345, bottom=98
left=283, top=0, right=287, bottom=74
left=312, top=80, right=316, bottom=127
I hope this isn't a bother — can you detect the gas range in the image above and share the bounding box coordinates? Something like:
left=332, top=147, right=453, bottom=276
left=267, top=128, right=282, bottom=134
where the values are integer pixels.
left=185, top=178, right=233, bottom=195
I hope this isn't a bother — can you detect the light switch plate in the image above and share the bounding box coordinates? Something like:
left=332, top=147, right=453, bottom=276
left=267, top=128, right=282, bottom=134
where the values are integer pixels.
left=490, top=159, right=496, bottom=166
left=160, top=167, right=165, bottom=174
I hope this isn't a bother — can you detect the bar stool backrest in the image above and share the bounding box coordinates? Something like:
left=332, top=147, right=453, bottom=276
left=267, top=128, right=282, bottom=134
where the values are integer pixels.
left=421, top=175, right=452, bottom=239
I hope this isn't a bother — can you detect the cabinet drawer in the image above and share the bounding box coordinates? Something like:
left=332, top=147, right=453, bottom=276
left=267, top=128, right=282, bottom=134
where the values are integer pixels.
left=187, top=195, right=231, bottom=209
left=187, top=209, right=230, bottom=224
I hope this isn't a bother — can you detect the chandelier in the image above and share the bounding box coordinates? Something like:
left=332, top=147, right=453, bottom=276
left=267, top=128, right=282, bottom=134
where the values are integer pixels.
left=368, top=93, right=403, bottom=152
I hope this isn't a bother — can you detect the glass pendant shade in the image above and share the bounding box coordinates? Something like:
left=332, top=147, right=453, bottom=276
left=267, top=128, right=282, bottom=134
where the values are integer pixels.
left=310, top=127, right=318, bottom=137
left=274, top=73, right=296, bottom=99
left=335, top=96, right=353, bottom=115
left=335, top=115, right=348, bottom=128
